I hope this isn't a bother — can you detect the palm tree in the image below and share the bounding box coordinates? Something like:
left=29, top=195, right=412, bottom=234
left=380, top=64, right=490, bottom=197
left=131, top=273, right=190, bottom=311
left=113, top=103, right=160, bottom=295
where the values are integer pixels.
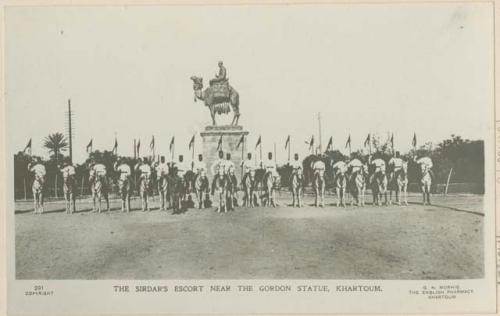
left=43, top=132, right=68, bottom=198
left=43, top=132, right=68, bottom=162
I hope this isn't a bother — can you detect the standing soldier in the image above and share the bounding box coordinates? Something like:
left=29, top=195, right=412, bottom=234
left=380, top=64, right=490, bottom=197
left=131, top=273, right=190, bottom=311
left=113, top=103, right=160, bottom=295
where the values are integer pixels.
left=60, top=157, right=77, bottom=214
left=414, top=155, right=434, bottom=205
left=388, top=151, right=404, bottom=184
left=90, top=158, right=110, bottom=213
left=288, top=153, right=304, bottom=207
left=261, top=152, right=280, bottom=207
left=155, top=156, right=170, bottom=211
left=288, top=153, right=303, bottom=186
left=28, top=157, right=46, bottom=214
left=211, top=150, right=226, bottom=196
left=241, top=152, right=256, bottom=186
left=225, top=153, right=237, bottom=210
left=332, top=159, right=348, bottom=184
left=241, top=152, right=257, bottom=207
left=311, top=157, right=326, bottom=207
left=369, top=154, right=388, bottom=206
left=262, top=152, right=278, bottom=177
left=193, top=154, right=209, bottom=208
left=175, top=155, right=189, bottom=179
left=114, top=158, right=132, bottom=212
left=135, top=157, right=152, bottom=211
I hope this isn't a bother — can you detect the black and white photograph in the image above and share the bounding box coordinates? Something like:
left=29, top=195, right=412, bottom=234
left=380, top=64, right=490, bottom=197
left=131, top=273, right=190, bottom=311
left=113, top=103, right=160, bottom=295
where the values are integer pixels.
left=3, top=1, right=497, bottom=314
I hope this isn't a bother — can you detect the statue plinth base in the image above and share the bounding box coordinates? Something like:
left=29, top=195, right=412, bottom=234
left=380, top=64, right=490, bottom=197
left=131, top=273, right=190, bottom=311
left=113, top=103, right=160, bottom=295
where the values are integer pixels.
left=200, top=125, right=249, bottom=180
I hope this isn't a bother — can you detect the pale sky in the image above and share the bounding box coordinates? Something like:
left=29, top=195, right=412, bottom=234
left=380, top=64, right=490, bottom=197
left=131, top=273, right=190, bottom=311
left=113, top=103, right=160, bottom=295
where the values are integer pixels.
left=5, top=3, right=494, bottom=164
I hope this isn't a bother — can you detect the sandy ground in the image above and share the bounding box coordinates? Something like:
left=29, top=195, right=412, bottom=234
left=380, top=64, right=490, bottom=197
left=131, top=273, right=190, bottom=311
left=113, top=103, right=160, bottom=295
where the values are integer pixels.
left=14, top=192, right=483, bottom=280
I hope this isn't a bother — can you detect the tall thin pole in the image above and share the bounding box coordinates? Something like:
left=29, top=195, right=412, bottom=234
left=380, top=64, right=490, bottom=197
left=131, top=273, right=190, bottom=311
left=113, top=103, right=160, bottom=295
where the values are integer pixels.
left=68, top=99, right=73, bottom=164
left=134, top=139, right=137, bottom=159
left=318, top=112, right=322, bottom=154
left=274, top=142, right=277, bottom=163
left=191, top=137, right=195, bottom=171
left=152, top=136, right=156, bottom=161
left=241, top=136, right=245, bottom=181
left=288, top=139, right=291, bottom=161
left=259, top=141, right=262, bottom=162
left=445, top=167, right=453, bottom=196
left=23, top=178, right=27, bottom=200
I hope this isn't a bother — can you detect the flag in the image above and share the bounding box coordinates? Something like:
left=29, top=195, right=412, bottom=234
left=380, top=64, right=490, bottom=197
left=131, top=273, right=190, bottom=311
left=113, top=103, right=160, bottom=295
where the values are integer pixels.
left=236, top=134, right=244, bottom=149
left=326, top=136, right=333, bottom=151
left=188, top=135, right=195, bottom=150
left=217, top=135, right=223, bottom=151
left=364, top=134, right=371, bottom=147
left=412, top=133, right=417, bottom=147
left=23, top=138, right=32, bottom=154
left=169, top=136, right=175, bottom=152
left=112, top=138, right=118, bottom=154
left=390, top=133, right=394, bottom=153
left=150, top=135, right=155, bottom=151
left=285, top=135, right=290, bottom=149
left=345, top=135, right=351, bottom=149
left=305, top=135, right=314, bottom=150
left=86, top=139, right=93, bottom=153
left=136, top=139, right=141, bottom=156
left=255, top=136, right=262, bottom=149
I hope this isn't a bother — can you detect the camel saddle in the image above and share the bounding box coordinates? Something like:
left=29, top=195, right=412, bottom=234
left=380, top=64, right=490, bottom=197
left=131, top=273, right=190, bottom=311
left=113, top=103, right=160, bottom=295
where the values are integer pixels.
left=210, top=79, right=230, bottom=99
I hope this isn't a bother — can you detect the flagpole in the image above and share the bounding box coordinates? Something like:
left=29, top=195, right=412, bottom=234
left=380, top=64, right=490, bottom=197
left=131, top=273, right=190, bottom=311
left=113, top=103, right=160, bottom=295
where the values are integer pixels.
left=192, top=137, right=195, bottom=170
left=274, top=142, right=277, bottom=163
left=152, top=136, right=155, bottom=161
left=288, top=138, right=291, bottom=161
left=134, top=139, right=136, bottom=159
left=318, top=112, right=322, bottom=154
left=241, top=136, right=245, bottom=181
left=259, top=140, right=262, bottom=162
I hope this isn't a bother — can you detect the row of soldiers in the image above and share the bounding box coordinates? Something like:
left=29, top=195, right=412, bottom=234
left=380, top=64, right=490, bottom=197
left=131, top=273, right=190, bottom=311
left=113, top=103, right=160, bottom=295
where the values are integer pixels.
left=27, top=151, right=433, bottom=191
left=26, top=151, right=433, bottom=193
left=25, top=149, right=433, bottom=213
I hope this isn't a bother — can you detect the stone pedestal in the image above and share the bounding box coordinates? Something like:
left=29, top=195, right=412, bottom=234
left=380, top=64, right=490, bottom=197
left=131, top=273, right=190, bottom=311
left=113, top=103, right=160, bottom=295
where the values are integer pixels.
left=200, top=125, right=249, bottom=181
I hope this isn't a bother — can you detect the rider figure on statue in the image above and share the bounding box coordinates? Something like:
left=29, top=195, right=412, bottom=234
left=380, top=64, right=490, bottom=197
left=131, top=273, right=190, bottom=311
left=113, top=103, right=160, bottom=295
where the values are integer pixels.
left=209, top=61, right=227, bottom=86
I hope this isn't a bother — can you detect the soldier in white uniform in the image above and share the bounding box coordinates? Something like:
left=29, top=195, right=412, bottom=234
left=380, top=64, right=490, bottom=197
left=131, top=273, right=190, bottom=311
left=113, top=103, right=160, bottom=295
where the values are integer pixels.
left=332, top=159, right=348, bottom=183
left=312, top=159, right=326, bottom=175
left=114, top=158, right=132, bottom=212
left=241, top=152, right=257, bottom=184
left=369, top=155, right=386, bottom=184
left=155, top=156, right=170, bottom=179
left=211, top=151, right=226, bottom=195
left=175, top=155, right=189, bottom=178
left=59, top=158, right=77, bottom=213
left=225, top=153, right=236, bottom=180
left=60, top=159, right=76, bottom=179
left=28, top=157, right=47, bottom=214
left=262, top=152, right=279, bottom=177
left=28, top=157, right=47, bottom=180
left=388, top=151, right=404, bottom=184
left=155, top=156, right=170, bottom=211
left=347, top=157, right=363, bottom=174
left=135, top=157, right=152, bottom=178
left=193, top=154, right=207, bottom=177
left=89, top=158, right=110, bottom=212
left=135, top=157, right=153, bottom=211
left=415, top=156, right=434, bottom=174
left=371, top=156, right=386, bottom=173
left=225, top=153, right=237, bottom=210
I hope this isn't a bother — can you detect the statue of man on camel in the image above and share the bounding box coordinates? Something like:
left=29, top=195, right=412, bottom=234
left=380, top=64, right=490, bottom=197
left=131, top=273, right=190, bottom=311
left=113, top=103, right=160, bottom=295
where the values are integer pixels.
left=191, top=61, right=240, bottom=126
